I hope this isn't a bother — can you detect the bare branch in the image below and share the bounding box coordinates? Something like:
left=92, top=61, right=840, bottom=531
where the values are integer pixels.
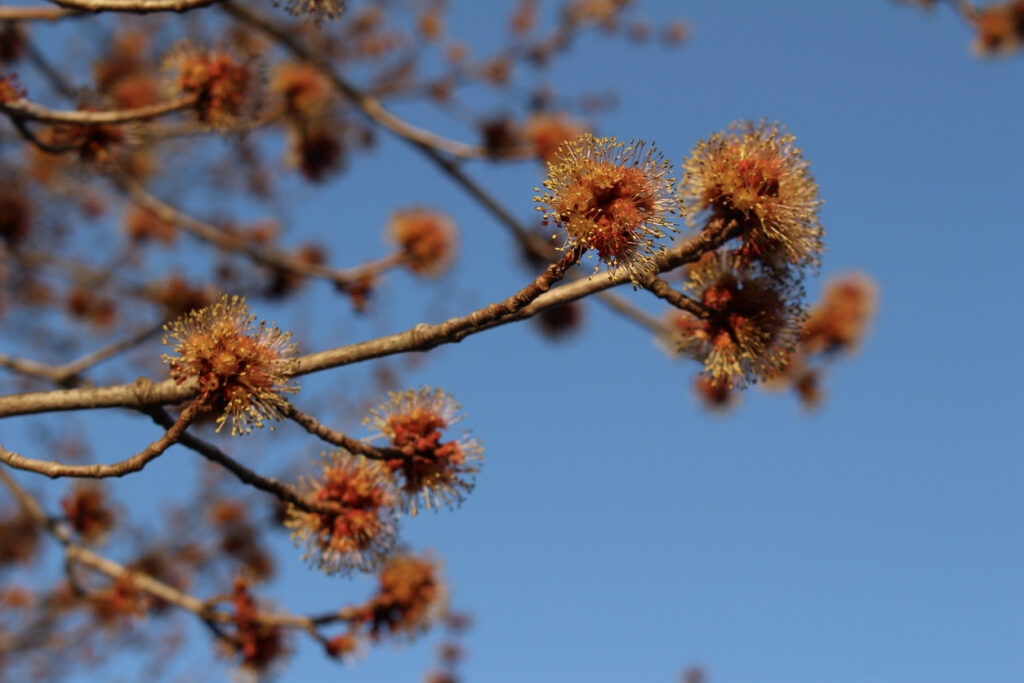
left=0, top=403, right=197, bottom=478
left=641, top=275, right=708, bottom=319
left=0, top=6, right=82, bottom=20
left=44, top=0, right=221, bottom=13
left=0, top=95, right=197, bottom=125
left=116, top=174, right=404, bottom=289
left=143, top=407, right=342, bottom=515
left=221, top=0, right=536, bottom=162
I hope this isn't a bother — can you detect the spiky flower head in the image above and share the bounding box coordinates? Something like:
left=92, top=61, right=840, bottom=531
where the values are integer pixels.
left=162, top=42, right=261, bottom=129
left=162, top=295, right=298, bottom=435
left=535, top=133, right=678, bottom=283
left=364, top=387, right=482, bottom=516
left=675, top=252, right=803, bottom=388
left=361, top=551, right=447, bottom=641
left=274, top=0, right=347, bottom=25
left=285, top=452, right=397, bottom=575
left=679, top=120, right=823, bottom=273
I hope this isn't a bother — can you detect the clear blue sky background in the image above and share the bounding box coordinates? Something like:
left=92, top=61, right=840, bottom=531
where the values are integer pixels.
left=5, top=1, right=1022, bottom=682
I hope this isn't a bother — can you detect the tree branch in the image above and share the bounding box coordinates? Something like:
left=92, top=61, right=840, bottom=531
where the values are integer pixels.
left=0, top=403, right=197, bottom=478
left=0, top=95, right=197, bottom=125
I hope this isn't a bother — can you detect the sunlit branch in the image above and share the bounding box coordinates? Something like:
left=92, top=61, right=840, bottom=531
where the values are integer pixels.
left=44, top=0, right=221, bottom=13
left=0, top=6, right=82, bottom=20
left=0, top=228, right=737, bottom=418
left=641, top=275, right=708, bottom=319
left=0, top=95, right=197, bottom=125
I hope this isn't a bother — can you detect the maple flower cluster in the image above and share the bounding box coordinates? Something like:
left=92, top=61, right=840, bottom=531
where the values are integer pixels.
left=161, top=295, right=298, bottom=435
left=537, top=121, right=831, bottom=390
left=163, top=44, right=260, bottom=129
left=365, top=386, right=483, bottom=516
left=535, top=132, right=678, bottom=283
left=280, top=387, right=480, bottom=577
left=286, top=453, right=398, bottom=575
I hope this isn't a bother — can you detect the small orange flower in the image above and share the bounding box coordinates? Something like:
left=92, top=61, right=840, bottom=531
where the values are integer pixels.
left=161, top=295, right=298, bottom=435
left=163, top=43, right=260, bottom=129
left=286, top=452, right=398, bottom=575
left=274, top=0, right=347, bottom=25
left=361, top=552, right=447, bottom=640
left=0, top=73, right=25, bottom=103
left=0, top=509, right=39, bottom=567
left=801, top=272, right=878, bottom=354
left=123, top=206, right=177, bottom=245
left=286, top=121, right=344, bottom=182
left=693, top=374, right=738, bottom=412
left=269, top=61, right=333, bottom=120
left=970, top=1, right=1024, bottom=56
left=387, top=208, right=458, bottom=277
left=523, top=112, right=587, bottom=162
left=364, top=387, right=482, bottom=515
left=228, top=577, right=288, bottom=676
left=675, top=252, right=803, bottom=388
left=680, top=120, right=823, bottom=273
left=535, top=133, right=678, bottom=282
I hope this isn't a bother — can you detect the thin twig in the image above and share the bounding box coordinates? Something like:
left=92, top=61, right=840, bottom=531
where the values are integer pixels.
left=221, top=0, right=536, bottom=162
left=1, top=95, right=197, bottom=125
left=0, top=403, right=197, bottom=478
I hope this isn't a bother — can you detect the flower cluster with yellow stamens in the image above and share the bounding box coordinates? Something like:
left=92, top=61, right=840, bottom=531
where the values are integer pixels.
left=673, top=252, right=804, bottom=389
left=285, top=452, right=398, bottom=575
left=535, top=133, right=678, bottom=283
left=162, top=43, right=261, bottom=129
left=162, top=295, right=298, bottom=435
left=364, top=387, right=482, bottom=516
left=679, top=119, right=824, bottom=274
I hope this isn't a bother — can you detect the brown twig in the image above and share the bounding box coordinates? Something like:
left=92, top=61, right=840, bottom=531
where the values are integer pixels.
left=0, top=95, right=197, bottom=125
left=641, top=275, right=708, bottom=319
left=280, top=401, right=405, bottom=461
left=221, top=0, right=536, bottom=162
left=0, top=402, right=197, bottom=478
left=45, top=0, right=221, bottom=13
left=0, top=6, right=82, bottom=20
left=142, top=406, right=342, bottom=515
left=0, top=227, right=738, bottom=418
left=115, top=174, right=405, bottom=289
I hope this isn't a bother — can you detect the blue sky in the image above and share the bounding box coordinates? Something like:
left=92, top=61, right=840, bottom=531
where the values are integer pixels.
left=4, top=1, right=1022, bottom=682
